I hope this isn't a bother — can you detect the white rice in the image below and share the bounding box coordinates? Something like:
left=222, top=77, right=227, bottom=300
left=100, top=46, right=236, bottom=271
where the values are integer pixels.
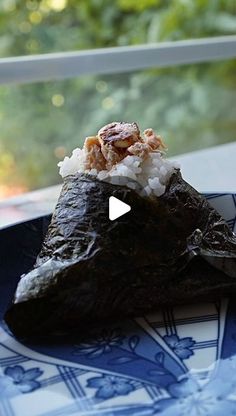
left=58, top=148, right=86, bottom=178
left=58, top=149, right=180, bottom=197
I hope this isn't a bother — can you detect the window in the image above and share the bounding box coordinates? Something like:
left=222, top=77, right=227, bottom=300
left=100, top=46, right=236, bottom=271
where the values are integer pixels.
left=0, top=0, right=235, bottom=198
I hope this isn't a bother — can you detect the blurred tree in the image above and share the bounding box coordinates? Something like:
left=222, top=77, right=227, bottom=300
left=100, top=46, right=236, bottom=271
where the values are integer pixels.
left=0, top=0, right=235, bottom=195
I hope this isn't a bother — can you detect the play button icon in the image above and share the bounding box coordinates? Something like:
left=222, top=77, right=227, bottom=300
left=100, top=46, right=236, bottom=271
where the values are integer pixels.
left=109, top=196, right=131, bottom=221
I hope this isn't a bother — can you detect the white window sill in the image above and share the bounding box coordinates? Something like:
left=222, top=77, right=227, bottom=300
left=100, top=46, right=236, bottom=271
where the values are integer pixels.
left=0, top=142, right=235, bottom=229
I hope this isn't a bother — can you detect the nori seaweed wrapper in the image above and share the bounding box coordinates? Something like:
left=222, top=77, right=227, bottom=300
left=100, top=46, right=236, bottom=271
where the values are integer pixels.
left=5, top=171, right=236, bottom=338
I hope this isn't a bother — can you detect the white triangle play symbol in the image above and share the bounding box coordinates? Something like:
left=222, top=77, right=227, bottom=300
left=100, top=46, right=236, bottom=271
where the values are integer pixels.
left=109, top=196, right=131, bottom=221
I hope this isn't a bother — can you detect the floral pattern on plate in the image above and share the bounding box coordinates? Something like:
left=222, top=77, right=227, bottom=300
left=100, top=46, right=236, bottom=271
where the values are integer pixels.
left=0, top=193, right=236, bottom=416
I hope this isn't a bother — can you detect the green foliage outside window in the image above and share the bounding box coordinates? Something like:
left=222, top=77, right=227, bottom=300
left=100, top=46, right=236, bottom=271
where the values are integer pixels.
left=0, top=0, right=235, bottom=195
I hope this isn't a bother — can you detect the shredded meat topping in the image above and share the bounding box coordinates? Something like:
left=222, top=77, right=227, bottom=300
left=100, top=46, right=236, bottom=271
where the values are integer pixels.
left=83, top=122, right=166, bottom=171
left=143, top=128, right=167, bottom=151
left=84, top=136, right=106, bottom=171
left=128, top=142, right=150, bottom=159
left=100, top=143, right=123, bottom=170
left=98, top=122, right=140, bottom=147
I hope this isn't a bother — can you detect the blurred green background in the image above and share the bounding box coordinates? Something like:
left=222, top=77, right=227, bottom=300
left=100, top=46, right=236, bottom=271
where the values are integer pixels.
left=0, top=0, right=235, bottom=197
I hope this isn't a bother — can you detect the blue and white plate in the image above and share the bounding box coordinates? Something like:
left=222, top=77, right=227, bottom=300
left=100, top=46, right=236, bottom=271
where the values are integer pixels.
left=0, top=193, right=236, bottom=416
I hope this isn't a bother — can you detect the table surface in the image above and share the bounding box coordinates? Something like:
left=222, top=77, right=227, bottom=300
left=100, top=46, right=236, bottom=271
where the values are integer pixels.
left=0, top=142, right=235, bottom=229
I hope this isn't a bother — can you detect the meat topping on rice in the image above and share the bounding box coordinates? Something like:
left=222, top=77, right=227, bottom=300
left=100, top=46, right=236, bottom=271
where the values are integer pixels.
left=83, top=122, right=167, bottom=171
left=58, top=121, right=179, bottom=197
left=84, top=136, right=106, bottom=171
left=98, top=121, right=140, bottom=147
left=143, top=128, right=167, bottom=151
